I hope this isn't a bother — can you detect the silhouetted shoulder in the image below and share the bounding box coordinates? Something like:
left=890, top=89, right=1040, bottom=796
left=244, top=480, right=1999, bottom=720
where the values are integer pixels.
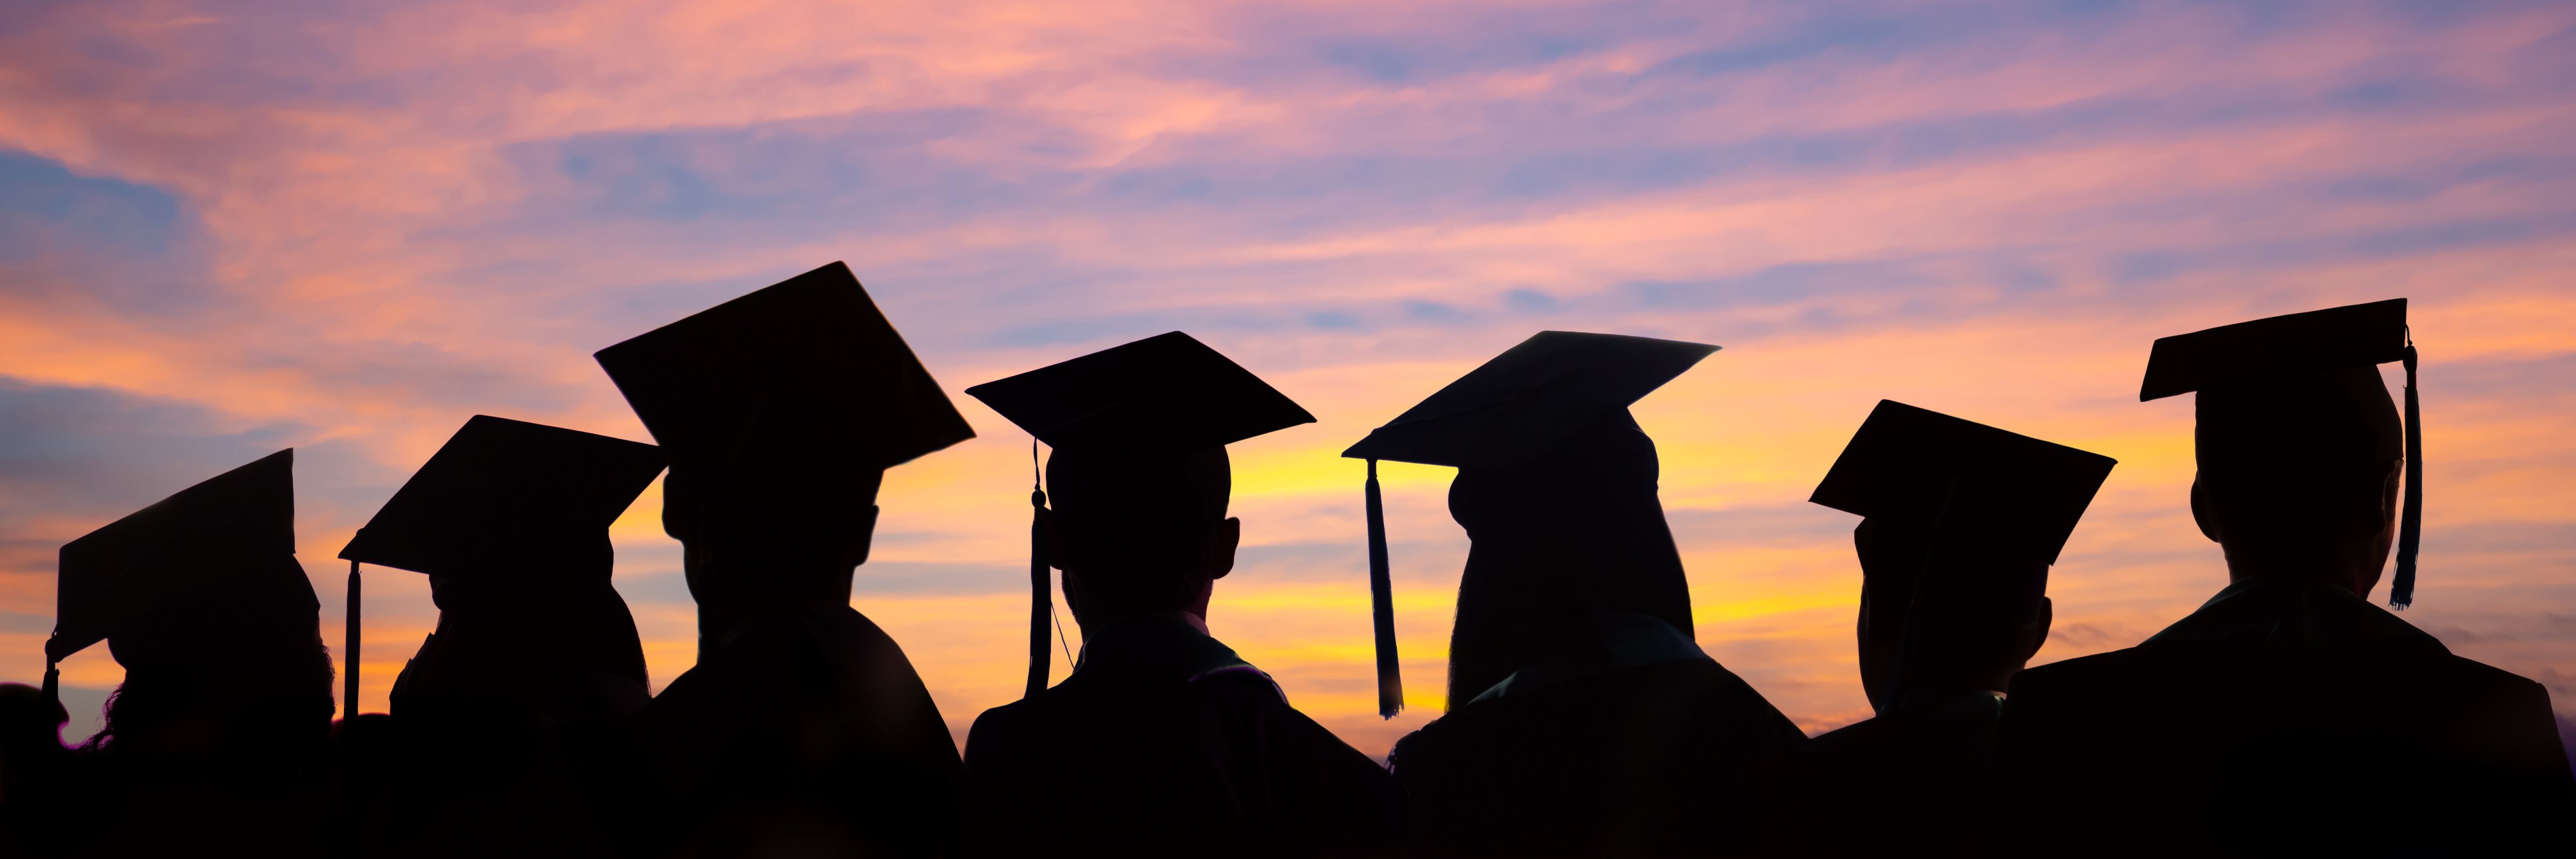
left=963, top=663, right=1404, bottom=858
left=2015, top=639, right=2556, bottom=722
left=654, top=606, right=951, bottom=761
left=2003, top=641, right=2573, bottom=856
left=1786, top=690, right=2008, bottom=856
left=638, top=606, right=958, bottom=858
left=1392, top=659, right=1802, bottom=858
left=2004, top=647, right=2155, bottom=699
left=2430, top=650, right=2556, bottom=701
left=1397, top=658, right=1801, bottom=759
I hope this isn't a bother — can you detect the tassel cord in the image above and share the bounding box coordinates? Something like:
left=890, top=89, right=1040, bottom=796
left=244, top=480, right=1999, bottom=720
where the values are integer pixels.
left=2392, top=335, right=2423, bottom=609
left=344, top=560, right=361, bottom=719
left=1024, top=441, right=1054, bottom=698
left=1365, top=459, right=1403, bottom=718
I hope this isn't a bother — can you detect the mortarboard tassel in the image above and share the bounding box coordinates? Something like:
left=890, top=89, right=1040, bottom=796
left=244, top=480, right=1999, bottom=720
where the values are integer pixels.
left=41, top=656, right=59, bottom=712
left=1365, top=459, right=1403, bottom=718
left=1025, top=443, right=1053, bottom=699
left=2391, top=335, right=2423, bottom=610
left=344, top=559, right=361, bottom=718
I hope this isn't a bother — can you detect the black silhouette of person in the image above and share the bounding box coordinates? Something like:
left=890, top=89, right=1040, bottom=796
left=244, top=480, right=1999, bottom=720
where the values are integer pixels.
left=0, top=682, right=70, bottom=856
left=2000, top=299, right=2575, bottom=856
left=1347, top=332, right=1806, bottom=858
left=595, top=262, right=974, bottom=858
left=1790, top=401, right=2114, bottom=854
left=37, top=449, right=336, bottom=858
left=334, top=415, right=666, bottom=856
left=959, top=332, right=1408, bottom=858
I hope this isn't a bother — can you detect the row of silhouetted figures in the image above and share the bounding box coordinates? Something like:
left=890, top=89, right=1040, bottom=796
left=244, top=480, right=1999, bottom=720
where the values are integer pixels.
left=0, top=263, right=2567, bottom=858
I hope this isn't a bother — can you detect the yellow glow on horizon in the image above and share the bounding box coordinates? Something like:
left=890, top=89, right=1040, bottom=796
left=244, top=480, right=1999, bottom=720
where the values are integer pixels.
left=4, top=0, right=2571, bottom=757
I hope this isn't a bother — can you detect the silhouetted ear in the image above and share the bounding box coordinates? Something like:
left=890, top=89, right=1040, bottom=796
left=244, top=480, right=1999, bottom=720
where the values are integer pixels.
left=846, top=505, right=882, bottom=567
left=2367, top=460, right=2403, bottom=537
left=1059, top=567, right=1092, bottom=623
left=1206, top=516, right=1242, bottom=581
left=1992, top=596, right=2055, bottom=697
left=1040, top=506, right=1067, bottom=572
left=2016, top=596, right=2054, bottom=664
left=2190, top=475, right=2223, bottom=543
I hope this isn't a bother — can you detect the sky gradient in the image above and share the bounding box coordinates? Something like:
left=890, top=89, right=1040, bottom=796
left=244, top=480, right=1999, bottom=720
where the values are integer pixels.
left=4, top=0, right=2573, bottom=757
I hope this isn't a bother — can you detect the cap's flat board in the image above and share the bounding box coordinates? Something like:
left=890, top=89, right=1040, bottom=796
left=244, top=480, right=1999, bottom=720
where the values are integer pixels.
left=594, top=261, right=974, bottom=473
left=1810, top=400, right=2115, bottom=565
left=339, top=415, right=665, bottom=578
left=2140, top=298, right=2407, bottom=401
left=965, top=331, right=1314, bottom=452
left=1343, top=331, right=1718, bottom=469
left=52, top=449, right=296, bottom=661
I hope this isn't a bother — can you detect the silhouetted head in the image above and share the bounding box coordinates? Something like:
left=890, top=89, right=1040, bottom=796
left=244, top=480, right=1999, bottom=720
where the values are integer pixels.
left=48, top=449, right=299, bottom=724
left=0, top=682, right=65, bottom=754
left=421, top=531, right=618, bottom=609
left=1338, top=331, right=1722, bottom=712
left=1444, top=413, right=1693, bottom=706
left=0, top=683, right=65, bottom=806
left=1852, top=518, right=2052, bottom=713
left=1046, top=446, right=1240, bottom=625
left=2191, top=367, right=2403, bottom=594
left=2142, top=298, right=2416, bottom=600
left=339, top=415, right=663, bottom=726
left=671, top=452, right=886, bottom=636
left=399, top=558, right=651, bottom=723
left=92, top=553, right=332, bottom=760
left=1809, top=401, right=2112, bottom=713
left=971, top=329, right=1313, bottom=700
left=594, top=261, right=978, bottom=642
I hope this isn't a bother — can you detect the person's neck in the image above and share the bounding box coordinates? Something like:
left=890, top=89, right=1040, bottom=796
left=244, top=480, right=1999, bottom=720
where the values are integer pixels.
left=1080, top=607, right=1208, bottom=637
left=1886, top=665, right=2016, bottom=710
left=2221, top=543, right=2372, bottom=596
left=696, top=595, right=851, bottom=651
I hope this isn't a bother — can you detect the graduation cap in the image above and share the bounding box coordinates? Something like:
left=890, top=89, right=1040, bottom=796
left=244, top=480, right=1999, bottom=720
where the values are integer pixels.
left=965, top=332, right=1315, bottom=699
left=594, top=260, right=974, bottom=476
left=1341, top=331, right=1721, bottom=717
left=340, top=416, right=665, bottom=578
left=44, top=449, right=297, bottom=712
left=594, top=261, right=975, bottom=539
left=1811, top=405, right=2110, bottom=712
left=2139, top=298, right=2421, bottom=608
left=1809, top=401, right=2116, bottom=567
left=333, top=417, right=665, bottom=717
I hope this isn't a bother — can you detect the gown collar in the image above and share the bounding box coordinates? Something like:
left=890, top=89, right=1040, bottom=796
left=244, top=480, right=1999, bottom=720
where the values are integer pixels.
left=2144, top=576, right=2447, bottom=654
left=1073, top=613, right=1266, bottom=686
left=1468, top=609, right=1709, bottom=704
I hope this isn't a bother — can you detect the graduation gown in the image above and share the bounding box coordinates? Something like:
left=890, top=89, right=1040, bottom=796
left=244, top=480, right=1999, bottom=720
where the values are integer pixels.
left=1786, top=690, right=2005, bottom=855
left=359, top=585, right=653, bottom=858
left=36, top=689, right=334, bottom=859
left=632, top=604, right=960, bottom=858
left=2001, top=578, right=2575, bottom=857
left=1389, top=610, right=1808, bottom=858
left=960, top=614, right=1406, bottom=858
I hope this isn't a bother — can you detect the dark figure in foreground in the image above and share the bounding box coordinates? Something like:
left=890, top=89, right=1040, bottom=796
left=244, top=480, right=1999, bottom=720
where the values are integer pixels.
left=0, top=683, right=68, bottom=856
left=1353, top=332, right=1806, bottom=858
left=600, top=262, right=975, bottom=858
left=2002, top=300, right=2575, bottom=856
left=1795, top=401, right=2113, bottom=854
left=961, top=332, right=1408, bottom=858
left=338, top=415, right=667, bottom=856
left=38, top=450, right=336, bottom=858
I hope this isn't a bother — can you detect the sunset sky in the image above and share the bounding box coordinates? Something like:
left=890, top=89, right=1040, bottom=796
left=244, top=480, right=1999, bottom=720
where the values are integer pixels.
left=4, top=0, right=2572, bottom=757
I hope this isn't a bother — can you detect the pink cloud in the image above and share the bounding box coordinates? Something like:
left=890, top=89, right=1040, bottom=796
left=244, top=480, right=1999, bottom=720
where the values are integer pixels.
left=2, top=0, right=2571, bottom=745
